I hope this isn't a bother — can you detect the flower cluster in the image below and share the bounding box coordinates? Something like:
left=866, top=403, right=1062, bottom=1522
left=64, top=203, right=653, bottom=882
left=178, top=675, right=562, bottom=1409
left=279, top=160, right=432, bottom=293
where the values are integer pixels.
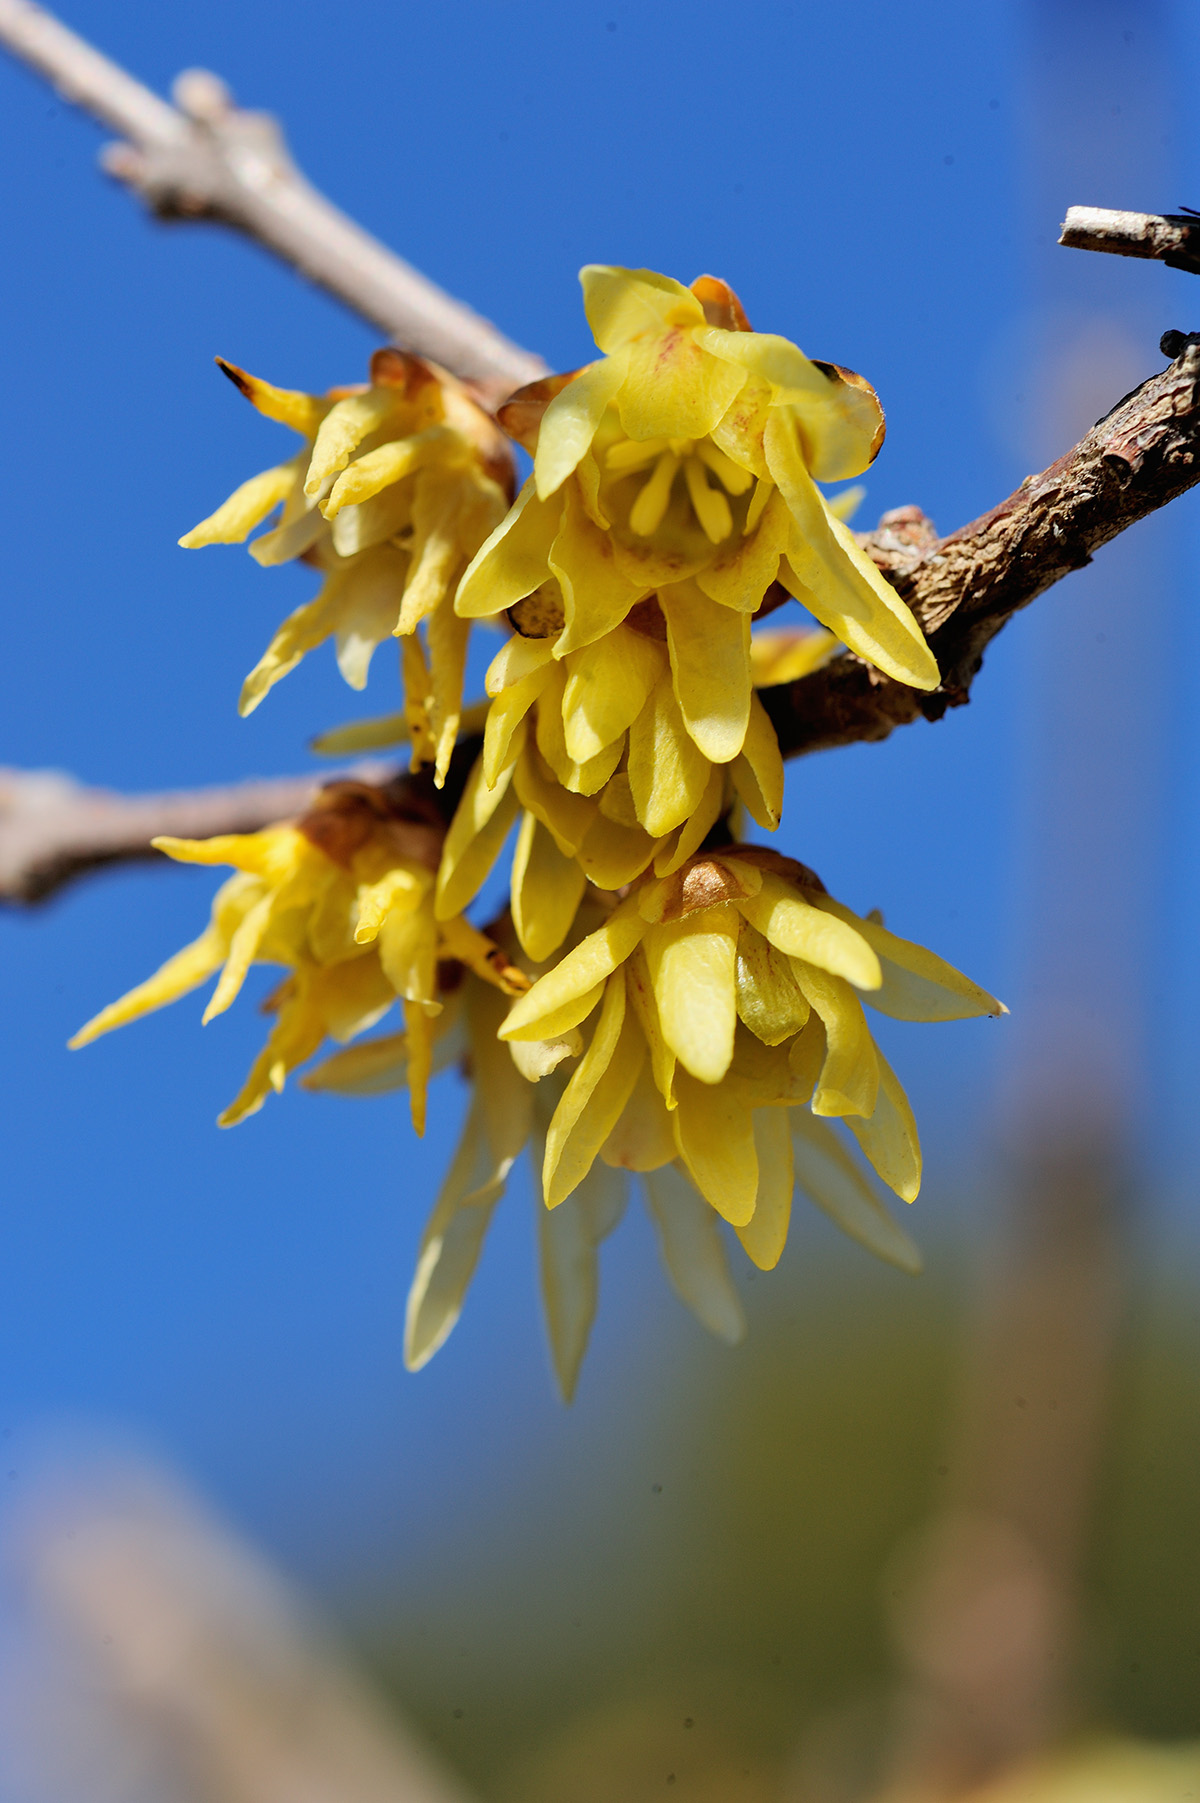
left=73, top=264, right=1005, bottom=1396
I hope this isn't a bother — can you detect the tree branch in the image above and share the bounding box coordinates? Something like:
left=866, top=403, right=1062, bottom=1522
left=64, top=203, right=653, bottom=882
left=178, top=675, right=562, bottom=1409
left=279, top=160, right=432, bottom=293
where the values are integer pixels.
left=762, top=336, right=1200, bottom=758
left=0, top=763, right=395, bottom=904
left=1060, top=204, right=1200, bottom=276
left=0, top=0, right=547, bottom=401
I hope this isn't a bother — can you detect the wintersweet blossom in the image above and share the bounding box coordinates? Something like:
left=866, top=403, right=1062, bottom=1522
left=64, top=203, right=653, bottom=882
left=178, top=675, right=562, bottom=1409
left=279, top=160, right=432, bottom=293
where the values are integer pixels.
left=308, top=908, right=749, bottom=1398
left=180, top=350, right=513, bottom=783
left=455, top=267, right=938, bottom=806
left=499, top=849, right=1004, bottom=1256
left=69, top=782, right=525, bottom=1131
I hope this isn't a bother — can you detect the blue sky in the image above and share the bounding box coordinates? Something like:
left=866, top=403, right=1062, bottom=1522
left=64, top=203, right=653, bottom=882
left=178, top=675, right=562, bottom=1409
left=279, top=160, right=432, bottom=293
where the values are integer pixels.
left=0, top=0, right=1198, bottom=1602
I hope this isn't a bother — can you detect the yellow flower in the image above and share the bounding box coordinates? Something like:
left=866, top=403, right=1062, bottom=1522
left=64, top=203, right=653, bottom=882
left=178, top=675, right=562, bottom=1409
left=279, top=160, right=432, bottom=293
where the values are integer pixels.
left=69, top=781, right=526, bottom=1132
left=456, top=267, right=938, bottom=788
left=499, top=848, right=1004, bottom=1267
left=181, top=351, right=514, bottom=783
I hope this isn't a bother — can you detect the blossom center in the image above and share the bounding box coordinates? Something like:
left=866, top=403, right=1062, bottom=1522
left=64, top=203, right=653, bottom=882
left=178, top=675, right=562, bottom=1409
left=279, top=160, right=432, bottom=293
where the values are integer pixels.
left=604, top=434, right=753, bottom=545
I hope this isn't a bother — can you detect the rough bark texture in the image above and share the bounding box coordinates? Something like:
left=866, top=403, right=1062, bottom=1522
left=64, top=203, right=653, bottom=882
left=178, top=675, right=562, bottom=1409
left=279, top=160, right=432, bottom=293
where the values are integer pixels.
left=762, top=338, right=1200, bottom=758
left=1059, top=204, right=1200, bottom=276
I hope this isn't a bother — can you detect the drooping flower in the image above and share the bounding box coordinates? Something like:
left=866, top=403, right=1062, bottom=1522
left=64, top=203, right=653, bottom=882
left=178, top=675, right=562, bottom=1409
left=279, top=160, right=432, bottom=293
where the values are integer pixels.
left=69, top=781, right=526, bottom=1131
left=455, top=267, right=938, bottom=816
left=499, top=848, right=1004, bottom=1261
left=180, top=351, right=514, bottom=783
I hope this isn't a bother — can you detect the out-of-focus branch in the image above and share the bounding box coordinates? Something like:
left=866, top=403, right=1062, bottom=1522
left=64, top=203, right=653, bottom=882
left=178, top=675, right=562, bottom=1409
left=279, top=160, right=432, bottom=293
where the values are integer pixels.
left=0, top=763, right=395, bottom=904
left=1060, top=204, right=1200, bottom=276
left=763, top=336, right=1200, bottom=759
left=0, top=0, right=547, bottom=401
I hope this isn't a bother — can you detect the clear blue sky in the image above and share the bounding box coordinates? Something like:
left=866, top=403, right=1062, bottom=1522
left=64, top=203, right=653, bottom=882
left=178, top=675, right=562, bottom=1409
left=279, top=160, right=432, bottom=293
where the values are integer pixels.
left=0, top=0, right=1197, bottom=1601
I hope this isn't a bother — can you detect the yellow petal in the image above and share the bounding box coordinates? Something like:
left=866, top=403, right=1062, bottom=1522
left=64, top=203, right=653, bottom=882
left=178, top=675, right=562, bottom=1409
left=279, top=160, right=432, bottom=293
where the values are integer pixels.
left=791, top=1113, right=921, bottom=1274
left=331, top=545, right=412, bottom=690
left=791, top=962, right=879, bottom=1118
left=218, top=980, right=328, bottom=1127
left=813, top=897, right=1005, bottom=1021
left=549, top=480, right=647, bottom=656
left=501, top=898, right=647, bottom=1042
left=562, top=625, right=665, bottom=763
left=749, top=624, right=839, bottom=687
left=179, top=458, right=302, bottom=548
left=405, top=1104, right=510, bottom=1371
left=534, top=352, right=629, bottom=498
left=483, top=664, right=553, bottom=788
left=735, top=1108, right=793, bottom=1270
left=643, top=904, right=739, bottom=1084
left=697, top=330, right=884, bottom=480
left=626, top=672, right=712, bottom=837
left=544, top=976, right=646, bottom=1207
left=643, top=1162, right=746, bottom=1343
left=652, top=764, right=728, bottom=878
left=736, top=875, right=881, bottom=990
left=512, top=744, right=598, bottom=856
left=455, top=476, right=560, bottom=618
left=202, top=889, right=274, bottom=1022
left=729, top=690, right=784, bottom=830
left=534, top=662, right=624, bottom=796
left=322, top=423, right=456, bottom=516
left=301, top=1029, right=410, bottom=1094
left=575, top=809, right=659, bottom=889
left=435, top=754, right=520, bottom=918
left=846, top=1047, right=922, bottom=1203
left=238, top=570, right=355, bottom=716
left=214, top=359, right=328, bottom=436
left=404, top=998, right=434, bottom=1135
left=511, top=810, right=588, bottom=963
left=660, top=583, right=751, bottom=764
left=580, top=266, right=706, bottom=353
left=694, top=485, right=792, bottom=611
left=734, top=927, right=810, bottom=1046
left=305, top=388, right=400, bottom=496
left=425, top=592, right=470, bottom=787
left=69, top=921, right=226, bottom=1047
left=671, top=1068, right=758, bottom=1225
left=626, top=946, right=677, bottom=1109
left=767, top=411, right=938, bottom=691
left=485, top=633, right=555, bottom=697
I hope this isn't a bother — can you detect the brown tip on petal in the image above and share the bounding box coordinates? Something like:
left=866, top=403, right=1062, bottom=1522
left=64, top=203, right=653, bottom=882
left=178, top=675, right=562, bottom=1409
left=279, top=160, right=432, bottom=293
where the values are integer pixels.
left=690, top=275, right=752, bottom=333
left=215, top=356, right=254, bottom=400
left=729, top=845, right=826, bottom=892
left=486, top=945, right=532, bottom=995
left=812, top=360, right=887, bottom=464
left=496, top=369, right=584, bottom=453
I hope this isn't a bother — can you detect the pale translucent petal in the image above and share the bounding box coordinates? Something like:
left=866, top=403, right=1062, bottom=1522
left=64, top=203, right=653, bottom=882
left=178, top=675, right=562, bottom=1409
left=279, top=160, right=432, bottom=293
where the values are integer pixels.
left=404, top=1103, right=510, bottom=1371
left=643, top=1162, right=746, bottom=1343
left=813, top=897, right=1005, bottom=1021
left=600, top=1071, right=677, bottom=1172
left=734, top=928, right=810, bottom=1046
left=791, top=962, right=880, bottom=1118
left=537, top=1160, right=628, bottom=1402
left=749, top=625, right=840, bottom=687
left=846, top=1047, right=922, bottom=1203
left=306, top=388, right=399, bottom=495
left=70, top=923, right=225, bottom=1047
left=735, top=1108, right=794, bottom=1270
left=791, top=1113, right=922, bottom=1274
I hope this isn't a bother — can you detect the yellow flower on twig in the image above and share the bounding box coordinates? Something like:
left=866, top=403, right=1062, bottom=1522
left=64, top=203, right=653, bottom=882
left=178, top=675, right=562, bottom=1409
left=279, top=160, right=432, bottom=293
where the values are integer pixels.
left=181, top=351, right=514, bottom=784
left=456, top=267, right=937, bottom=808
left=500, top=847, right=1003, bottom=1266
left=70, top=782, right=526, bottom=1132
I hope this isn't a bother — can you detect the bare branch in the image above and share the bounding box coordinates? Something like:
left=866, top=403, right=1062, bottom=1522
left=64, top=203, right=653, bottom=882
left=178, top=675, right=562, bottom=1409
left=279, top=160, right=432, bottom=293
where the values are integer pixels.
left=763, top=338, right=1200, bottom=759
left=0, top=0, right=547, bottom=400
left=0, top=762, right=395, bottom=904
left=1060, top=203, right=1200, bottom=276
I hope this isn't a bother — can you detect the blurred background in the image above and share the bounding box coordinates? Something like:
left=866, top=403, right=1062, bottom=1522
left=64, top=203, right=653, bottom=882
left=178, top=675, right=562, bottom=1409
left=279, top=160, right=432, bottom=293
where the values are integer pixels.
left=1, top=0, right=1199, bottom=1798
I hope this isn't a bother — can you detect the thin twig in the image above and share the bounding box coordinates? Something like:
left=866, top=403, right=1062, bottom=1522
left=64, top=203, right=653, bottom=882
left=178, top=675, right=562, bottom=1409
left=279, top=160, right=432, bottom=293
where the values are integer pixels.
left=0, top=0, right=547, bottom=400
left=1059, top=204, right=1200, bottom=276
left=762, top=336, right=1200, bottom=758
left=0, top=763, right=395, bottom=904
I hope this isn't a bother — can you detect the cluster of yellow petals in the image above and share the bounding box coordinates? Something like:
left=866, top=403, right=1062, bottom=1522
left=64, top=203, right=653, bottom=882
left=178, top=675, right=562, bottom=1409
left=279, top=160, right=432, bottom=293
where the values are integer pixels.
left=452, top=266, right=938, bottom=833
left=70, top=783, right=526, bottom=1133
left=180, top=350, right=513, bottom=784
